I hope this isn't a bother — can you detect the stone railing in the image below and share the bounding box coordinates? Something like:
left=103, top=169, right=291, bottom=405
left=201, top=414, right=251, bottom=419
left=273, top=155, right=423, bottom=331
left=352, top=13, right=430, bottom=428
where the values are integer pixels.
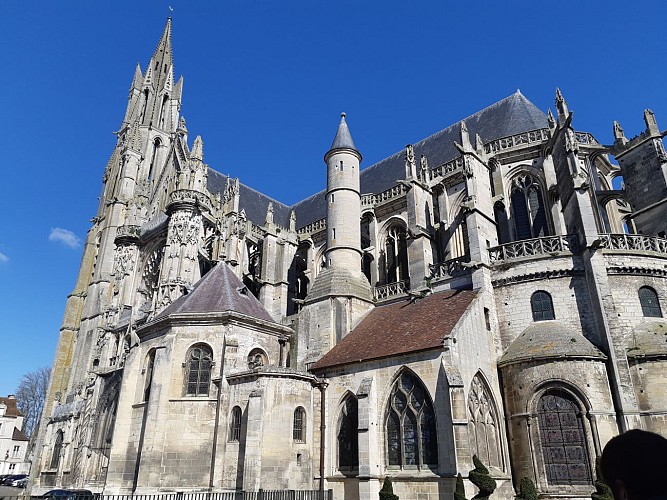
left=250, top=222, right=265, bottom=238
left=429, top=157, right=465, bottom=181
left=362, top=183, right=409, bottom=208
left=297, top=217, right=327, bottom=235
left=429, top=256, right=470, bottom=280
left=168, top=189, right=213, bottom=211
left=574, top=131, right=600, bottom=145
left=489, top=234, right=578, bottom=263
left=115, top=224, right=141, bottom=241
left=597, top=233, right=667, bottom=254
left=374, top=279, right=410, bottom=301
left=484, top=128, right=550, bottom=155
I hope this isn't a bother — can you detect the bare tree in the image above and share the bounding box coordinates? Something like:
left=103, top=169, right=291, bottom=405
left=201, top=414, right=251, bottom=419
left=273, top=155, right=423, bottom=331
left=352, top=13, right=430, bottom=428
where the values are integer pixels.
left=15, top=366, right=51, bottom=439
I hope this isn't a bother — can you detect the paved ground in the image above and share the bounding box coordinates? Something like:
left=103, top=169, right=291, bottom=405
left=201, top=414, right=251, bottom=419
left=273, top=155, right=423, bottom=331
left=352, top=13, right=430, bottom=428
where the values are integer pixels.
left=0, top=485, right=25, bottom=499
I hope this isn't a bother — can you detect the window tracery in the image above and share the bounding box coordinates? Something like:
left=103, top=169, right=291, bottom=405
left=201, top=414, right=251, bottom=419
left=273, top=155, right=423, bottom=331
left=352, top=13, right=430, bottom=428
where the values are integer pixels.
left=510, top=173, right=548, bottom=241
left=381, top=225, right=409, bottom=285
left=468, top=374, right=502, bottom=470
left=247, top=348, right=267, bottom=369
left=385, top=371, right=437, bottom=468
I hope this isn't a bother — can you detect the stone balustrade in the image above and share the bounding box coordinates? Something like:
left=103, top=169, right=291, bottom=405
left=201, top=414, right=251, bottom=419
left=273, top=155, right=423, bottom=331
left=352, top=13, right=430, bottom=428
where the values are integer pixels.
left=597, top=233, right=667, bottom=254
left=489, top=234, right=578, bottom=263
left=374, top=279, right=409, bottom=301
left=429, top=256, right=470, bottom=280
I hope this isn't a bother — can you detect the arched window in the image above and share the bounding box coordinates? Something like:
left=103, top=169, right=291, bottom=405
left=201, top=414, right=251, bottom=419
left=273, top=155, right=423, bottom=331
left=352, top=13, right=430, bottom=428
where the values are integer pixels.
left=639, top=286, right=662, bottom=317
left=185, top=344, right=213, bottom=396
left=229, top=406, right=242, bottom=442
left=537, top=390, right=592, bottom=485
left=385, top=371, right=438, bottom=468
left=50, top=430, right=64, bottom=470
left=382, top=225, right=409, bottom=285
left=510, top=174, right=548, bottom=241
left=247, top=348, right=268, bottom=369
left=338, top=396, right=359, bottom=469
left=143, top=350, right=155, bottom=402
left=148, top=138, right=161, bottom=181
left=293, top=407, right=306, bottom=442
left=468, top=374, right=503, bottom=470
left=531, top=291, right=555, bottom=321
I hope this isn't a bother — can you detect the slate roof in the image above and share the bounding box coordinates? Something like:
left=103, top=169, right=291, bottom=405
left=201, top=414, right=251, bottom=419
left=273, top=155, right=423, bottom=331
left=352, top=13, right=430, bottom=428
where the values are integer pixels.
left=328, top=113, right=358, bottom=153
left=627, top=320, right=667, bottom=358
left=0, top=396, right=23, bottom=417
left=206, top=91, right=547, bottom=230
left=311, top=289, right=478, bottom=371
left=498, top=321, right=606, bottom=367
left=155, top=261, right=274, bottom=323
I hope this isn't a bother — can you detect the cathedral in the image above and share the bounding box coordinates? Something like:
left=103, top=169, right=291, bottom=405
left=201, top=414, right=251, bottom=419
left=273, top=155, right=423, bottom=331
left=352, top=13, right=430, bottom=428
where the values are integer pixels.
left=32, top=19, right=667, bottom=500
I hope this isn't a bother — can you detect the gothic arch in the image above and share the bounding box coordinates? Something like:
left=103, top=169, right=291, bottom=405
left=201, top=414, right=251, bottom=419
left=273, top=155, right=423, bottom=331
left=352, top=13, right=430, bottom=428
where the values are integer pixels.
left=336, top=391, right=359, bottom=471
left=378, top=219, right=409, bottom=286
left=247, top=347, right=269, bottom=369
left=505, top=169, right=551, bottom=241
left=467, top=372, right=504, bottom=471
left=383, top=367, right=438, bottom=469
left=184, top=343, right=213, bottom=397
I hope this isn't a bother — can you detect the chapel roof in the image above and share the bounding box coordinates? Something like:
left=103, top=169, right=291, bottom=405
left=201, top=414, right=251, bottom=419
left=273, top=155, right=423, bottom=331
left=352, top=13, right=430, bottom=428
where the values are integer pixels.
left=206, top=91, right=548, bottom=230
left=154, top=261, right=274, bottom=323
left=0, top=396, right=23, bottom=418
left=626, top=320, right=667, bottom=358
left=498, top=321, right=606, bottom=367
left=311, top=289, right=478, bottom=371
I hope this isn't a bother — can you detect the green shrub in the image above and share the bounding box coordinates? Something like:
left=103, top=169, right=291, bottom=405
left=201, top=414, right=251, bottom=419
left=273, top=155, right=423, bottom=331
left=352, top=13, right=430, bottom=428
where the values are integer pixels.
left=379, top=477, right=399, bottom=500
left=515, top=477, right=538, bottom=500
left=455, top=473, right=467, bottom=500
left=469, top=455, right=497, bottom=500
left=592, top=458, right=612, bottom=500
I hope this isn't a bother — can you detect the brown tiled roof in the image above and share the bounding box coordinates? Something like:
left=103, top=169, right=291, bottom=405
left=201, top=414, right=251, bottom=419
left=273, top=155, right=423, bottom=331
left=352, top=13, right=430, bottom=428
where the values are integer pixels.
left=12, top=426, right=28, bottom=442
left=0, top=397, right=23, bottom=417
left=311, top=289, right=478, bottom=371
left=155, top=262, right=274, bottom=323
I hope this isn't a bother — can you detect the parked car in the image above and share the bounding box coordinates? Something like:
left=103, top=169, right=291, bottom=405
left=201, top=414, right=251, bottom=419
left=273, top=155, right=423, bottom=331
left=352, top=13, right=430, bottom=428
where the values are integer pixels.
left=12, top=476, right=27, bottom=488
left=41, top=489, right=96, bottom=500
left=0, top=474, right=26, bottom=485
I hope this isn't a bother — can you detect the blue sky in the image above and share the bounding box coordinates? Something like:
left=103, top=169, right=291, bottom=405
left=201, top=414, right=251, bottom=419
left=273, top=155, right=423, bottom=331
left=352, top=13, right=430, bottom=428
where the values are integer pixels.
left=1, top=1, right=666, bottom=395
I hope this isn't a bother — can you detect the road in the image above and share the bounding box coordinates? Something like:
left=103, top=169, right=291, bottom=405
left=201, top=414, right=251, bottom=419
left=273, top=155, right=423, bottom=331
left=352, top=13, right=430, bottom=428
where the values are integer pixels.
left=0, top=485, right=25, bottom=499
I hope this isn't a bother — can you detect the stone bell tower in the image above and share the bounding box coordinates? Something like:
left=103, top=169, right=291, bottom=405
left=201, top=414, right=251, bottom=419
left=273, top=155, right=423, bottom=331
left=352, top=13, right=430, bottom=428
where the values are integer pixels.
left=296, top=113, right=374, bottom=369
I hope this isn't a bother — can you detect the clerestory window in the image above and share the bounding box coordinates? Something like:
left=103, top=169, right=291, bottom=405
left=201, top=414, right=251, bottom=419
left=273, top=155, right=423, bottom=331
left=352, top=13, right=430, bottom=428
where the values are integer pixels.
left=510, top=173, right=548, bottom=241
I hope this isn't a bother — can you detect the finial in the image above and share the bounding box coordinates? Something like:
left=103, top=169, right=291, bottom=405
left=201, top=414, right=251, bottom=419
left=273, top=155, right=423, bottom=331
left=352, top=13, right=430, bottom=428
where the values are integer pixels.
left=341, top=112, right=346, bottom=118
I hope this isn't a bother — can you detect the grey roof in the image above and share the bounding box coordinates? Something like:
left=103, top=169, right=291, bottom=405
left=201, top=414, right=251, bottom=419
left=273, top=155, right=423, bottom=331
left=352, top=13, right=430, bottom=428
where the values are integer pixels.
left=627, top=320, right=667, bottom=358
left=207, top=169, right=293, bottom=228
left=206, top=91, right=548, bottom=230
left=498, top=321, right=606, bottom=367
left=328, top=113, right=358, bottom=153
left=155, top=261, right=274, bottom=323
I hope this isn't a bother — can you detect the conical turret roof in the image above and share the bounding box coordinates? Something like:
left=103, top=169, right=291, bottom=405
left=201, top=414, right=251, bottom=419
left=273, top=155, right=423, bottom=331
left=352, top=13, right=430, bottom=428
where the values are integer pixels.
left=327, top=112, right=359, bottom=154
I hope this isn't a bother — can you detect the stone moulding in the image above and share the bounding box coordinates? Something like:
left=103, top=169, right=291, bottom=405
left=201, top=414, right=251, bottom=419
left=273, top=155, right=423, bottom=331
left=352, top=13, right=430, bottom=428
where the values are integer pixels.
left=491, top=268, right=584, bottom=287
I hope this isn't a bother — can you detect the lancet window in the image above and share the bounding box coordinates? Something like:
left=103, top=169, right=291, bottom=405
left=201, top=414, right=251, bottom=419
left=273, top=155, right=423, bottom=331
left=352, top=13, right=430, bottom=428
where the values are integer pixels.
left=468, top=374, right=503, bottom=470
left=386, top=371, right=438, bottom=468
left=537, top=390, right=592, bottom=485
left=381, top=225, right=409, bottom=285
left=229, top=406, right=242, bottom=442
left=293, top=407, right=306, bottom=442
left=510, top=173, right=548, bottom=241
left=185, top=344, right=213, bottom=396
left=50, top=430, right=64, bottom=470
left=338, top=396, right=359, bottom=469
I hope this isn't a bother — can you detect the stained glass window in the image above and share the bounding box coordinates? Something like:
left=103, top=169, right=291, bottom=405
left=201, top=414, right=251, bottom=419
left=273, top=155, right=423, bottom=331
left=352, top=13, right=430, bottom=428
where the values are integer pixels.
left=510, top=174, right=549, bottom=241
left=293, top=407, right=306, bottom=442
left=230, top=406, right=242, bottom=442
left=537, top=390, right=592, bottom=485
left=468, top=373, right=502, bottom=470
left=386, top=372, right=438, bottom=468
left=639, top=286, right=662, bottom=317
left=531, top=291, right=555, bottom=321
left=185, top=345, right=212, bottom=396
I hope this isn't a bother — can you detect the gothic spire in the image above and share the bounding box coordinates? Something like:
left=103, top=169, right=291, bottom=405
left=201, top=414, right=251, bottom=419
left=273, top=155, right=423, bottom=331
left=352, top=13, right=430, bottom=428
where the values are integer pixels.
left=131, top=63, right=143, bottom=91
left=148, top=18, right=174, bottom=91
left=327, top=112, right=359, bottom=157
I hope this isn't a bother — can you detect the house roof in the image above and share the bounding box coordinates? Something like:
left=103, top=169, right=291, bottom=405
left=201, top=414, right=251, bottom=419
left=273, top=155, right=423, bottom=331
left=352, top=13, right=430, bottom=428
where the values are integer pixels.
left=154, top=261, right=274, bottom=323
left=627, top=320, right=667, bottom=358
left=206, top=91, right=548, bottom=231
left=12, top=426, right=28, bottom=442
left=311, top=289, right=478, bottom=371
left=498, top=321, right=606, bottom=367
left=0, top=396, right=23, bottom=417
